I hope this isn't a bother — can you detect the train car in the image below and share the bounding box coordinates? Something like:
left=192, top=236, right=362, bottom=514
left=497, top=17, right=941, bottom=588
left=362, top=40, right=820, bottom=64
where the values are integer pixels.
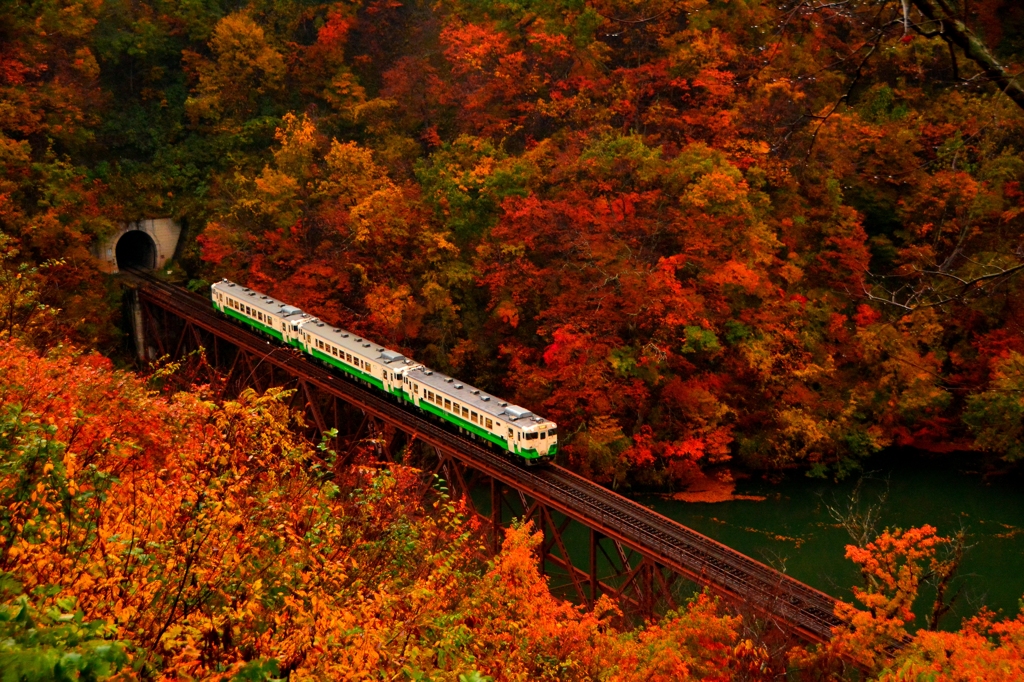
left=404, top=367, right=557, bottom=464
left=211, top=280, right=310, bottom=346
left=210, top=278, right=558, bottom=465
left=298, top=317, right=421, bottom=398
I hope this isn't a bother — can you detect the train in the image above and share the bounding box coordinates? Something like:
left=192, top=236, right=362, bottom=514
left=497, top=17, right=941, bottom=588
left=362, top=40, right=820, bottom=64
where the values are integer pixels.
left=210, top=279, right=558, bottom=465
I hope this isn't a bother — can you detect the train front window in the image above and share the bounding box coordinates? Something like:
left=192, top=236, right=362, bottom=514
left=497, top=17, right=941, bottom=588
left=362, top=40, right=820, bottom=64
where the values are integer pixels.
left=525, top=432, right=538, bottom=440
left=549, top=427, right=557, bottom=436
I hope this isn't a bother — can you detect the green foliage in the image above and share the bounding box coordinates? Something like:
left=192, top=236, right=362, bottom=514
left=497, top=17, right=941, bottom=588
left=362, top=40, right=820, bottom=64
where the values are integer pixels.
left=231, top=659, right=284, bottom=681
left=416, top=136, right=533, bottom=243
left=680, top=326, right=721, bottom=355
left=861, top=85, right=909, bottom=124
left=0, top=579, right=127, bottom=682
left=722, top=320, right=750, bottom=346
left=458, top=672, right=494, bottom=682
left=576, top=133, right=663, bottom=188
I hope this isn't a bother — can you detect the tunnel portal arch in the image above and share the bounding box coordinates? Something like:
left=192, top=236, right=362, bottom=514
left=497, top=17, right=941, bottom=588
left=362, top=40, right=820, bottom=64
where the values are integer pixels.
left=93, top=219, right=182, bottom=273
left=115, top=230, right=158, bottom=270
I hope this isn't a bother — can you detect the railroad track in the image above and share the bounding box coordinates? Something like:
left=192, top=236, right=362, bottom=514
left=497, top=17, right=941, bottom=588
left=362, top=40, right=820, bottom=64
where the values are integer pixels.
left=124, top=269, right=848, bottom=642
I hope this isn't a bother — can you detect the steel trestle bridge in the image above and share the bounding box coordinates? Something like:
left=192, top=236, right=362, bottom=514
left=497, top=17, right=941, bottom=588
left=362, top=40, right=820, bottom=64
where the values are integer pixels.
left=123, top=270, right=847, bottom=646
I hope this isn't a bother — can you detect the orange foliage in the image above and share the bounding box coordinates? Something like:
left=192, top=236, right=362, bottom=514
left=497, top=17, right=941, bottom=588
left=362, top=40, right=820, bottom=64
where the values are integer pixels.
left=0, top=338, right=763, bottom=679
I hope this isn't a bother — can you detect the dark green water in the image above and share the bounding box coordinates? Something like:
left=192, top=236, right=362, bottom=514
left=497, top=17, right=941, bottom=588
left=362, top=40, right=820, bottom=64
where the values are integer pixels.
left=468, top=451, right=1024, bottom=630
left=639, top=452, right=1024, bottom=629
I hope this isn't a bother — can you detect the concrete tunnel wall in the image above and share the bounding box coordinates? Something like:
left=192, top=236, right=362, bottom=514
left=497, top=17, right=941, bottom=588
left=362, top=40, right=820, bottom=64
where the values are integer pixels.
left=95, top=218, right=182, bottom=273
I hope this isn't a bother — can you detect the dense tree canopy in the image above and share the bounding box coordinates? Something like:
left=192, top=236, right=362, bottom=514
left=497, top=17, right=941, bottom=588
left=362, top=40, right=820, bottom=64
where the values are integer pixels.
left=2, top=0, right=1024, bottom=486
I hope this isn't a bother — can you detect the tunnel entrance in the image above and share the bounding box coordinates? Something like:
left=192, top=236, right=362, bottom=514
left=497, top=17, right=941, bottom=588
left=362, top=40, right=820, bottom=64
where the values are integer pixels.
left=115, top=230, right=157, bottom=270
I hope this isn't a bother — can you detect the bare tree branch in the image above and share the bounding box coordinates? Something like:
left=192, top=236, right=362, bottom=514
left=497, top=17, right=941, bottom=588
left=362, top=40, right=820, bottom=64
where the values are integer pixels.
left=911, top=0, right=1024, bottom=111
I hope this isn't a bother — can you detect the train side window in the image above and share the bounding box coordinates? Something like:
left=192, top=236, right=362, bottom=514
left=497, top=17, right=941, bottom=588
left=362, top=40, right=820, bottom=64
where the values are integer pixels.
left=508, top=428, right=513, bottom=437
left=444, top=399, right=451, bottom=410
left=471, top=411, right=478, bottom=424
left=414, top=384, right=419, bottom=393
left=462, top=407, right=469, bottom=418
left=435, top=394, right=442, bottom=405
left=486, top=418, right=493, bottom=429
left=346, top=353, right=352, bottom=362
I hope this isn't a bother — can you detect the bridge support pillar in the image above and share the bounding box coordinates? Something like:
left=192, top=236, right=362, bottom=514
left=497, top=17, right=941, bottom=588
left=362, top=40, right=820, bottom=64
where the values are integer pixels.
left=129, top=290, right=146, bottom=362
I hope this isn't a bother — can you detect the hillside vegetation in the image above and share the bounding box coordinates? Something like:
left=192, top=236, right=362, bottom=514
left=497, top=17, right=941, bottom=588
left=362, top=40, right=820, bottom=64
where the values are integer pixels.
left=4, top=0, right=1024, bottom=486
left=1, top=339, right=1023, bottom=680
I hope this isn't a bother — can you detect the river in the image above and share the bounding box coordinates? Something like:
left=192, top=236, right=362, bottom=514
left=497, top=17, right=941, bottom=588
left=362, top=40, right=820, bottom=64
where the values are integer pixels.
left=639, top=451, right=1024, bottom=630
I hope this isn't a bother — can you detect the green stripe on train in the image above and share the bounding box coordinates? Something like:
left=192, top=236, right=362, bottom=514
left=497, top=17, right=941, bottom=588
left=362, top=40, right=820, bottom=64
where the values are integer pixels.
left=417, top=400, right=512, bottom=451
left=217, top=303, right=285, bottom=341
left=309, top=348, right=384, bottom=390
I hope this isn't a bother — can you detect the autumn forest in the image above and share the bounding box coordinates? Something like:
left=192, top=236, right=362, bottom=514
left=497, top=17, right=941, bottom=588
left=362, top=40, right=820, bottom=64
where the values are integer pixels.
left=2, top=0, right=1024, bottom=678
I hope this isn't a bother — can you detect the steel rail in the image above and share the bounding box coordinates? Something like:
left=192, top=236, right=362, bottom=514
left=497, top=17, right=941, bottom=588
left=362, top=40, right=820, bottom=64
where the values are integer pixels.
left=125, top=270, right=847, bottom=643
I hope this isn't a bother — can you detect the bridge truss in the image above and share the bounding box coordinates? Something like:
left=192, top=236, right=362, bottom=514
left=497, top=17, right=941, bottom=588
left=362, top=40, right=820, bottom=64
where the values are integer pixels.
left=125, top=272, right=847, bottom=647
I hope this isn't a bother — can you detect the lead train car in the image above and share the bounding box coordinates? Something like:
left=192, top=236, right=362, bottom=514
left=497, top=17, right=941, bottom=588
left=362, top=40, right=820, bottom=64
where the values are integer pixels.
left=211, top=279, right=558, bottom=464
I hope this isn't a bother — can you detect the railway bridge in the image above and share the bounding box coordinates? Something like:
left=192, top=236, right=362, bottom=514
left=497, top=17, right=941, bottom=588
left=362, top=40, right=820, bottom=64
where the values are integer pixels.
left=122, top=270, right=848, bottom=647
